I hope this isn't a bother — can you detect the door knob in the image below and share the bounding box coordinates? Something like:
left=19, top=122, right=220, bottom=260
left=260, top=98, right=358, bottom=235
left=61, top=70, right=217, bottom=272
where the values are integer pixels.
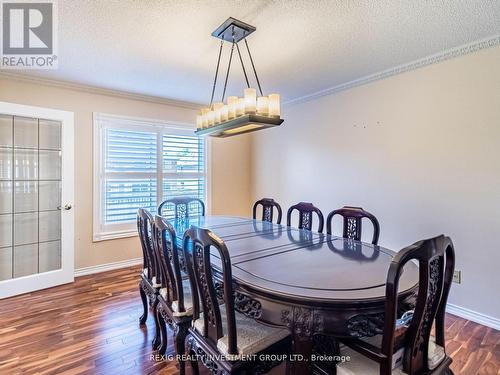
left=57, top=204, right=72, bottom=211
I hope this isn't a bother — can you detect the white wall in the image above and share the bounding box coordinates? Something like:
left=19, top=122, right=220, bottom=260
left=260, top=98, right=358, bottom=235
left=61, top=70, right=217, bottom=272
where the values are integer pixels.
left=251, top=46, right=500, bottom=320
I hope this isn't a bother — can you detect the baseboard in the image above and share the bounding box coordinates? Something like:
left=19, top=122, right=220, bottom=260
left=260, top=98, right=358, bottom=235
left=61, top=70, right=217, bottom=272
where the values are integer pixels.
left=447, top=303, right=500, bottom=331
left=74, top=257, right=142, bottom=277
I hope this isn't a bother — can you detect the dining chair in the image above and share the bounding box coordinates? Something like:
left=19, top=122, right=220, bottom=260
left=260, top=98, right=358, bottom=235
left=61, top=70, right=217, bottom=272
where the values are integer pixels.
left=183, top=226, right=291, bottom=375
left=151, top=216, right=193, bottom=374
left=158, top=197, right=205, bottom=221
left=252, top=198, right=283, bottom=224
left=326, top=206, right=380, bottom=245
left=137, top=209, right=160, bottom=326
left=336, top=235, right=455, bottom=375
left=286, top=201, right=324, bottom=232
left=137, top=209, right=162, bottom=348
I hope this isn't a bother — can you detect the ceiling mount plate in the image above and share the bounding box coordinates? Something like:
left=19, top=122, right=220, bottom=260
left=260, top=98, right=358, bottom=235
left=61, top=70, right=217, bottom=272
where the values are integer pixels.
left=212, top=17, right=256, bottom=43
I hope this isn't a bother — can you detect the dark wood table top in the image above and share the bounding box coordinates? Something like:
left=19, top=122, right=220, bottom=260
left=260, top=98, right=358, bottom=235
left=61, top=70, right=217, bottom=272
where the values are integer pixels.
left=173, top=215, right=419, bottom=306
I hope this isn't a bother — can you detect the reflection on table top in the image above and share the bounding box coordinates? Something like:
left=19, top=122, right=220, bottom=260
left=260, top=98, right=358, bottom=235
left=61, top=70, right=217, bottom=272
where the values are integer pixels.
left=171, top=215, right=418, bottom=303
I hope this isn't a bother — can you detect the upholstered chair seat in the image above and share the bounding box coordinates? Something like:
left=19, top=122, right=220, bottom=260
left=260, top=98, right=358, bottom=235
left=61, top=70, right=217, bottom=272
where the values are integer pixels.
left=159, top=281, right=194, bottom=317
left=193, top=304, right=289, bottom=360
left=337, top=338, right=445, bottom=375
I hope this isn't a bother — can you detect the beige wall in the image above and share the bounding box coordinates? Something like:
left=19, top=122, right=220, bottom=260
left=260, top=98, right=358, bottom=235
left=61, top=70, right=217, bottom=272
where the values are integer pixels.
left=251, top=46, right=500, bottom=319
left=0, top=77, right=252, bottom=269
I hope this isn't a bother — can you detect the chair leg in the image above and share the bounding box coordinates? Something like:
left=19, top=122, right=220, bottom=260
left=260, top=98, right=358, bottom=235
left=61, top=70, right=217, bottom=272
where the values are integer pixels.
left=189, top=354, right=200, bottom=375
left=139, top=281, right=148, bottom=325
left=152, top=298, right=161, bottom=350
left=185, top=335, right=200, bottom=375
left=175, top=325, right=188, bottom=375
left=158, top=309, right=168, bottom=355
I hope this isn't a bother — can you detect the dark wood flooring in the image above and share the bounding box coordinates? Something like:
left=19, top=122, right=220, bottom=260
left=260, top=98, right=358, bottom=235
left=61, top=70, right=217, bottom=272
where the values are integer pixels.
left=0, top=266, right=498, bottom=374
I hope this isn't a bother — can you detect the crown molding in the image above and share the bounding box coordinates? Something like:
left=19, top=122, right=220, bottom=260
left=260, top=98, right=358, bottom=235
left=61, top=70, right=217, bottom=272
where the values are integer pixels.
left=284, top=34, right=500, bottom=107
left=0, top=72, right=202, bottom=110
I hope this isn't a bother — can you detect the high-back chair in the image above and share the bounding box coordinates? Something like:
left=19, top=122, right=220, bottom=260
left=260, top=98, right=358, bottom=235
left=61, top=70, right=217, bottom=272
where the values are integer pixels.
left=151, top=216, right=193, bottom=372
left=252, top=198, right=283, bottom=224
left=158, top=197, right=205, bottom=221
left=183, top=226, right=291, bottom=374
left=286, top=202, right=324, bottom=232
left=337, top=235, right=455, bottom=375
left=326, top=206, right=380, bottom=244
left=136, top=208, right=159, bottom=327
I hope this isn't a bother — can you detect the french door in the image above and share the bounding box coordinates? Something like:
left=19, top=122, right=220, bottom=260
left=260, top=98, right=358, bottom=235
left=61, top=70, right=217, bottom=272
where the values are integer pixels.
left=0, top=102, right=74, bottom=299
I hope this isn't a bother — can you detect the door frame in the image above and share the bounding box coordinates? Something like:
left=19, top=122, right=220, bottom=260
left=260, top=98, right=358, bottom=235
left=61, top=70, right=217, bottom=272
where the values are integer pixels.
left=0, top=101, right=74, bottom=299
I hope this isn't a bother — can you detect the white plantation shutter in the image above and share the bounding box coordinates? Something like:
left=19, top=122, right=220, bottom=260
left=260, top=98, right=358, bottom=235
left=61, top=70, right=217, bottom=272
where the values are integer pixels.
left=93, top=114, right=207, bottom=241
left=162, top=134, right=205, bottom=219
left=104, top=129, right=158, bottom=224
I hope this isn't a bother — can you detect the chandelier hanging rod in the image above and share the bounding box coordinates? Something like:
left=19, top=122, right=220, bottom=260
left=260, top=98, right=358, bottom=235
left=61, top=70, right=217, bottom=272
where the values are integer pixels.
left=209, top=40, right=223, bottom=107
left=244, top=38, right=263, bottom=96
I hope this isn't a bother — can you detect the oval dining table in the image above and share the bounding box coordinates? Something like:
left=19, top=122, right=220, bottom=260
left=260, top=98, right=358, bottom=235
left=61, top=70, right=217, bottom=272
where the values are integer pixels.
left=171, top=215, right=419, bottom=374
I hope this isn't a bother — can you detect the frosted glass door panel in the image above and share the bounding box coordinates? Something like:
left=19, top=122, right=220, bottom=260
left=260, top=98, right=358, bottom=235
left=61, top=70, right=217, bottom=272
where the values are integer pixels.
left=0, top=115, right=12, bottom=147
left=0, top=115, right=63, bottom=282
left=0, top=181, right=12, bottom=214
left=0, top=214, right=12, bottom=247
left=39, top=120, right=61, bottom=150
left=14, top=117, right=38, bottom=148
left=39, top=181, right=61, bottom=211
left=14, top=181, right=38, bottom=213
left=14, top=149, right=38, bottom=180
left=39, top=241, right=61, bottom=273
left=14, top=213, right=38, bottom=245
left=13, top=244, right=38, bottom=277
left=39, top=211, right=60, bottom=242
left=39, top=150, right=61, bottom=180
left=0, top=148, right=12, bottom=180
left=0, top=247, right=12, bottom=281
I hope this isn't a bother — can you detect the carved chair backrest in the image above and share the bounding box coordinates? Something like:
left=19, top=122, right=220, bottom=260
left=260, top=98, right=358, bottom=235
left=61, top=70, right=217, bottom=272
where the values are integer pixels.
left=137, top=208, right=156, bottom=281
left=326, top=206, right=380, bottom=245
left=252, top=198, right=283, bottom=224
left=286, top=202, right=324, bottom=232
left=381, top=235, right=455, bottom=375
left=158, top=197, right=206, bottom=221
left=183, top=226, right=238, bottom=355
left=151, top=216, right=187, bottom=312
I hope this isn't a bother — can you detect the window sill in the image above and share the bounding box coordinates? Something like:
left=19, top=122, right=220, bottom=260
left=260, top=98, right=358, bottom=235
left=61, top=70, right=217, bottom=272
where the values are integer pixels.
left=93, top=230, right=138, bottom=242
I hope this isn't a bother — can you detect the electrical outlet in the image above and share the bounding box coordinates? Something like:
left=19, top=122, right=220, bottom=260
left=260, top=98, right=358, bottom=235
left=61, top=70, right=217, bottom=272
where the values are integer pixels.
left=453, top=270, right=461, bottom=284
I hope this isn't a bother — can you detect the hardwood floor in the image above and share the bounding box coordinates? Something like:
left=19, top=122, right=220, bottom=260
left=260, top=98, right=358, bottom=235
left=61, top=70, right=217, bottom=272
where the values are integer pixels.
left=0, top=266, right=498, bottom=375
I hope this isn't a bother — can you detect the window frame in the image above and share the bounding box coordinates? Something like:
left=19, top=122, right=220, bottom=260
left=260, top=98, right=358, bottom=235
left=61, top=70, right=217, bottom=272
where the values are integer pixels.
left=92, top=112, right=210, bottom=242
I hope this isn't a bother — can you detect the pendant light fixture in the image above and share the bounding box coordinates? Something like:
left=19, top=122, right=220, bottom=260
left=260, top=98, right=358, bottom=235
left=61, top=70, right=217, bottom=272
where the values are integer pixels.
left=195, top=17, right=284, bottom=138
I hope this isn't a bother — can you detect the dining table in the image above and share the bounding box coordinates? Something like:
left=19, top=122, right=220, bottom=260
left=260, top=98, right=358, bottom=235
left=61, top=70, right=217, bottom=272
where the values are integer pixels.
left=171, top=215, right=419, bottom=374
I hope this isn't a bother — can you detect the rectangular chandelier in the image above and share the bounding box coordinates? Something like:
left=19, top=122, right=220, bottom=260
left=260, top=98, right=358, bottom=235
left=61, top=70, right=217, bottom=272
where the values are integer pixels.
left=195, top=17, right=284, bottom=138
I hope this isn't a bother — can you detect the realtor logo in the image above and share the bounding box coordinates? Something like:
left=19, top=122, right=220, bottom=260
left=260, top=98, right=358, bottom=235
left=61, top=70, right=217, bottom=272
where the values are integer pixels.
left=1, top=0, right=58, bottom=69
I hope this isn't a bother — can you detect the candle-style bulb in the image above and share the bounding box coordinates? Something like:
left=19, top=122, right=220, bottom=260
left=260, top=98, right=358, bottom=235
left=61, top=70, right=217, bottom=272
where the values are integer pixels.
left=201, top=108, right=210, bottom=128
left=213, top=102, right=223, bottom=124
left=269, top=94, right=280, bottom=118
left=244, top=88, right=257, bottom=114
left=236, top=98, right=245, bottom=116
left=257, top=96, right=269, bottom=116
left=227, top=96, right=237, bottom=119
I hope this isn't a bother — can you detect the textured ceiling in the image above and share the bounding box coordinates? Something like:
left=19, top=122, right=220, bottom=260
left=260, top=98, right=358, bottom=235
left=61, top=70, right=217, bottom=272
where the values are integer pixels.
left=9, top=0, right=500, bottom=105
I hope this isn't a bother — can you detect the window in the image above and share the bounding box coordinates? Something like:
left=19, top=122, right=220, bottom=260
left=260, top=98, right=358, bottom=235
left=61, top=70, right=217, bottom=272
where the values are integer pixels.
left=93, top=113, right=208, bottom=241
